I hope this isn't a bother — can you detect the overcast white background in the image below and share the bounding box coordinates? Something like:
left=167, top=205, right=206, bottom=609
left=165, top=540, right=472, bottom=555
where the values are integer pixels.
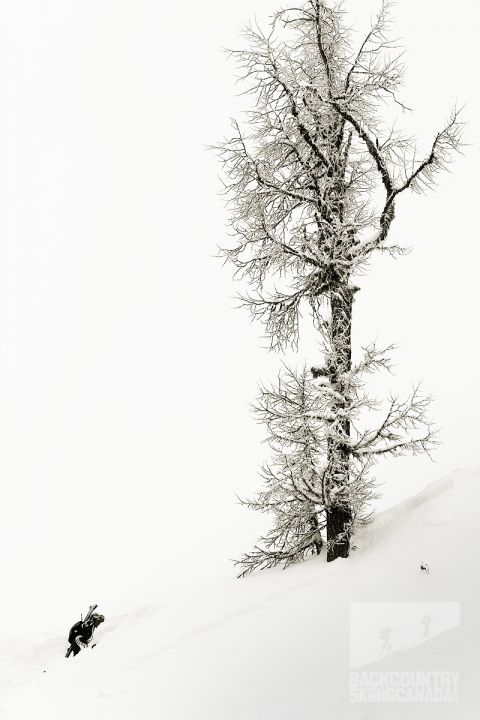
left=0, top=0, right=478, bottom=636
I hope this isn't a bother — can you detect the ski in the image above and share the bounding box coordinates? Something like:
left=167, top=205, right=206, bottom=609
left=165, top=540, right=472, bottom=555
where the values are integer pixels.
left=83, top=604, right=98, bottom=624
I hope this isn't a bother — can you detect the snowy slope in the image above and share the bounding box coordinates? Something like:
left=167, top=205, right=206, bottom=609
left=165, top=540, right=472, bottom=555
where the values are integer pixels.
left=1, top=469, right=479, bottom=719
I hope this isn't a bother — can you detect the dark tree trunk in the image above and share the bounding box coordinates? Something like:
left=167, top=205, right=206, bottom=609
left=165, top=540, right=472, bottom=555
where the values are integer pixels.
left=326, top=282, right=353, bottom=561
left=309, top=512, right=323, bottom=555
left=326, top=505, right=351, bottom=559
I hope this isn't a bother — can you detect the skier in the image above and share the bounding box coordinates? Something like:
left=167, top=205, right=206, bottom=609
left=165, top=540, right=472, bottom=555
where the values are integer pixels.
left=66, top=605, right=104, bottom=658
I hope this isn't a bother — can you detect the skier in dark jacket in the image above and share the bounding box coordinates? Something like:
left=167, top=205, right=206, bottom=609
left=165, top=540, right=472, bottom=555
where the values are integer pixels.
left=66, top=606, right=104, bottom=657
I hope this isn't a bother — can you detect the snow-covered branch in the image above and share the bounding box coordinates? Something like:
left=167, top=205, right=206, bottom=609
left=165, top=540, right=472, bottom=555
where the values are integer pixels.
left=353, top=386, right=437, bottom=458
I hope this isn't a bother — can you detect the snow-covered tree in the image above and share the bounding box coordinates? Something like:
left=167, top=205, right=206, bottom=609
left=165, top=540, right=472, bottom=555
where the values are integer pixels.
left=217, top=0, right=463, bottom=567
left=236, top=348, right=436, bottom=574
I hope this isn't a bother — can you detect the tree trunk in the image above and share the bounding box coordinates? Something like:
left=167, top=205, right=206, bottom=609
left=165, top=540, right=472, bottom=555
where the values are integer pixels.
left=326, top=282, right=353, bottom=561
left=326, top=504, right=351, bottom=560
left=309, top=512, right=323, bottom=555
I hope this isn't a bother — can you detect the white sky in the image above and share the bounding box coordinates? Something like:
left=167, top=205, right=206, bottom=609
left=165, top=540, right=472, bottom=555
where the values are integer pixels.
left=0, top=0, right=478, bottom=636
